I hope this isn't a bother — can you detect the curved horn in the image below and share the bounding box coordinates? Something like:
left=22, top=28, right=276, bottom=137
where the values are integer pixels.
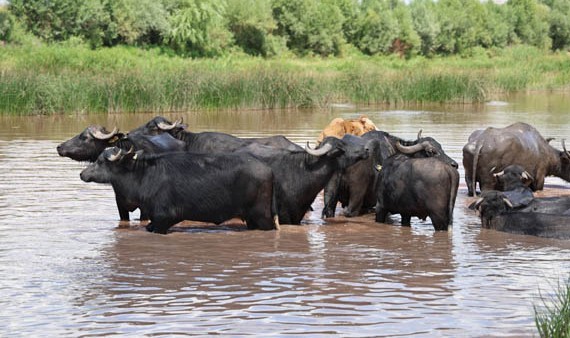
left=503, top=198, right=513, bottom=208
left=305, top=142, right=333, bottom=156
left=470, top=197, right=484, bottom=210
left=546, top=137, right=555, bottom=144
left=417, top=129, right=423, bottom=140
left=157, top=118, right=181, bottom=131
left=493, top=170, right=505, bottom=177
left=90, top=126, right=118, bottom=140
left=105, top=148, right=123, bottom=162
left=563, top=139, right=570, bottom=157
left=522, top=171, right=533, bottom=181
left=396, top=141, right=425, bottom=154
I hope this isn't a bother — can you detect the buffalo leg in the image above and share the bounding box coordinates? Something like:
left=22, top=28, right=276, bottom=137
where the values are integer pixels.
left=375, top=206, right=388, bottom=223
left=139, top=209, right=149, bottom=221
left=146, top=218, right=174, bottom=234
left=345, top=186, right=365, bottom=217
left=323, top=172, right=342, bottom=218
left=401, top=214, right=412, bottom=226
left=465, top=176, right=474, bottom=196
left=115, top=198, right=130, bottom=221
left=430, top=214, right=449, bottom=231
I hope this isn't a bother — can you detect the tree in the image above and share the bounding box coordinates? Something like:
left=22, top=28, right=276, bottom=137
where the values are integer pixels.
left=225, top=0, right=275, bottom=56
left=167, top=0, right=233, bottom=57
left=105, top=0, right=170, bottom=46
left=543, top=0, right=570, bottom=50
left=272, top=0, right=346, bottom=56
left=353, top=0, right=399, bottom=55
left=410, top=0, right=440, bottom=56
left=507, top=0, right=551, bottom=49
left=9, top=0, right=83, bottom=42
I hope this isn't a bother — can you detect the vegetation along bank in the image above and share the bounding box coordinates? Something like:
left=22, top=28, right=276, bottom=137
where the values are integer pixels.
left=1, top=0, right=570, bottom=114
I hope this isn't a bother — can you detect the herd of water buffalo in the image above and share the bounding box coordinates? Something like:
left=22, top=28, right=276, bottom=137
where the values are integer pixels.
left=56, top=116, right=570, bottom=238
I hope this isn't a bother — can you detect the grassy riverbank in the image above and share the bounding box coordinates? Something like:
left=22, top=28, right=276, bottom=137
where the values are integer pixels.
left=1, top=44, right=570, bottom=115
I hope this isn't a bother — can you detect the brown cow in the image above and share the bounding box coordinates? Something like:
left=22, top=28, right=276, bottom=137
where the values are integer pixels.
left=316, top=115, right=378, bottom=144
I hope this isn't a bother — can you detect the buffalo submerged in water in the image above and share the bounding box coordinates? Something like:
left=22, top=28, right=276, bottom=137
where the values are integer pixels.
left=470, top=164, right=570, bottom=239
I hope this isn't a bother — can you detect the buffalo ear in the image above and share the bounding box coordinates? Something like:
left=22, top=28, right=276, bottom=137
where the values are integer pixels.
left=124, top=150, right=143, bottom=162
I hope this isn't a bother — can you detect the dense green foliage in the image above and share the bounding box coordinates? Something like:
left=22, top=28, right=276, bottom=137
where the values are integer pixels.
left=1, top=0, right=570, bottom=114
left=4, top=0, right=570, bottom=57
left=534, top=278, right=570, bottom=337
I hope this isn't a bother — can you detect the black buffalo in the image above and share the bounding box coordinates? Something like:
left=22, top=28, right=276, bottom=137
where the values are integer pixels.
left=235, top=136, right=370, bottom=224
left=470, top=190, right=570, bottom=239
left=128, top=116, right=302, bottom=152
left=58, top=125, right=186, bottom=221
left=322, top=130, right=458, bottom=218
left=492, top=164, right=534, bottom=208
left=462, top=122, right=570, bottom=196
left=374, top=143, right=460, bottom=231
left=80, top=147, right=278, bottom=234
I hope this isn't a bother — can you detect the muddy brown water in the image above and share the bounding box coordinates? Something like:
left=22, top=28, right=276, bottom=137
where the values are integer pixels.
left=1, top=93, right=570, bottom=336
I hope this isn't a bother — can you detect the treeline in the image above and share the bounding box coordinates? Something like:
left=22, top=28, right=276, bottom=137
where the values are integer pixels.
left=1, top=0, right=570, bottom=58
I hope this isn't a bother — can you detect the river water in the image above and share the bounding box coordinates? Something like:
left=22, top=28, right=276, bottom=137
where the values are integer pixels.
left=1, top=93, right=569, bottom=337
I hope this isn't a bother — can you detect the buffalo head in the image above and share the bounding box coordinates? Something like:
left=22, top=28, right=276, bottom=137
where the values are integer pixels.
left=396, top=136, right=458, bottom=168
left=80, top=147, right=138, bottom=184
left=128, top=116, right=185, bottom=137
left=306, top=135, right=370, bottom=169
left=57, top=125, right=121, bottom=162
left=470, top=191, right=513, bottom=228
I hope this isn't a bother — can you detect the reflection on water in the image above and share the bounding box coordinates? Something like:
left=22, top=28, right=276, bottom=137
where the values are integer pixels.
left=1, top=92, right=570, bottom=336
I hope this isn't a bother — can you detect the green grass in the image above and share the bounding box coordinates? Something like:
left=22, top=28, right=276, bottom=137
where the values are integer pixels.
left=534, top=278, right=570, bottom=338
left=1, top=43, right=569, bottom=115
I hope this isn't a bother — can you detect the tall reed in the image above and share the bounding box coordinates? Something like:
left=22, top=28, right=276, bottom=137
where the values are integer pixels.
left=1, top=44, right=569, bottom=115
left=534, top=278, right=570, bottom=337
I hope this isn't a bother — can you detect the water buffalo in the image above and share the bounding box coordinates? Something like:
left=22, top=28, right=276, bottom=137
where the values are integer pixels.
left=57, top=125, right=187, bottom=221
left=374, top=144, right=460, bottom=231
left=80, top=147, right=278, bottom=234
left=470, top=190, right=570, bottom=239
left=128, top=116, right=302, bottom=152
left=235, top=136, right=370, bottom=224
left=462, top=122, right=570, bottom=196
left=316, top=115, right=378, bottom=145
left=493, top=164, right=534, bottom=208
left=322, top=130, right=458, bottom=218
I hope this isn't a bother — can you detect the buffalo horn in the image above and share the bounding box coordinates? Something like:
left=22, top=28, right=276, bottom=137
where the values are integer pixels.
left=493, top=170, right=504, bottom=177
left=105, top=148, right=123, bottom=162
left=396, top=141, right=425, bottom=154
left=305, top=142, right=333, bottom=156
left=503, top=198, right=513, bottom=208
left=417, top=129, right=423, bottom=139
left=522, top=171, right=533, bottom=181
left=470, top=197, right=484, bottom=210
left=546, top=137, right=555, bottom=144
left=157, top=118, right=182, bottom=131
left=563, top=139, right=570, bottom=157
left=90, top=126, right=118, bottom=140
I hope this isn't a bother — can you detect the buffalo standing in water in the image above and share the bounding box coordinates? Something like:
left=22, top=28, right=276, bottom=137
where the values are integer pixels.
left=80, top=147, right=278, bottom=234
left=57, top=125, right=186, bottom=221
left=322, top=130, right=458, bottom=218
left=462, top=122, right=570, bottom=196
left=374, top=141, right=459, bottom=231
left=128, top=116, right=302, bottom=152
